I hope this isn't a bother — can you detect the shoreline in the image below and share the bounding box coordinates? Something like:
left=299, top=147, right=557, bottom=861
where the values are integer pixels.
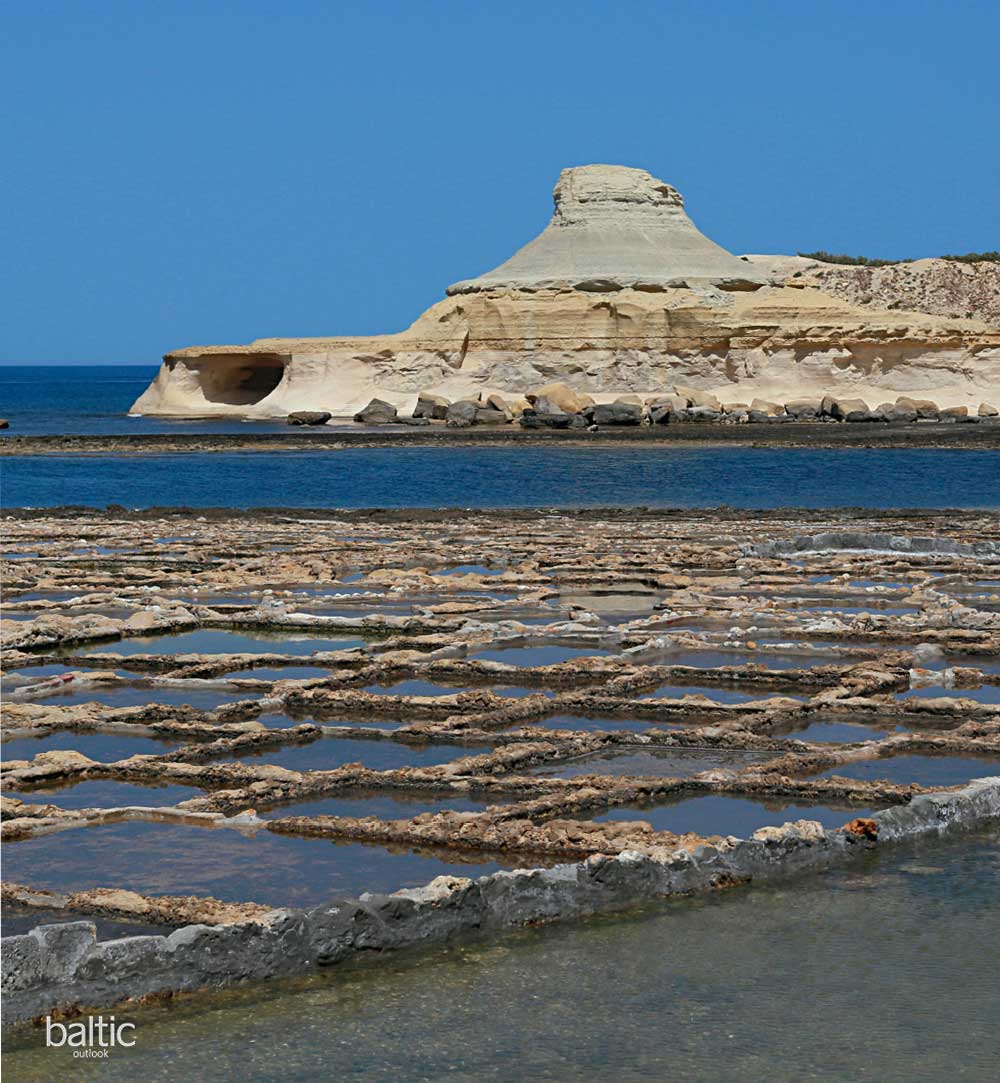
left=4, top=505, right=1000, bottom=1025
left=4, top=504, right=1000, bottom=1025
left=5, top=504, right=996, bottom=522
left=3, top=420, right=1000, bottom=455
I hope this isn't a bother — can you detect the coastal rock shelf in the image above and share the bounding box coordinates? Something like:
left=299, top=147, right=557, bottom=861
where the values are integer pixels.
left=128, top=165, right=1000, bottom=421
left=2, top=507, right=1000, bottom=1022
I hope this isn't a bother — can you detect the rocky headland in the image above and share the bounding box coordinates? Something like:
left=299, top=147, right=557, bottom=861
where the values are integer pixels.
left=130, top=165, right=1000, bottom=424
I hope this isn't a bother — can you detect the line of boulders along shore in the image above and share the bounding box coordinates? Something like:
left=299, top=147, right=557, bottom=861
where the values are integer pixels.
left=285, top=383, right=999, bottom=428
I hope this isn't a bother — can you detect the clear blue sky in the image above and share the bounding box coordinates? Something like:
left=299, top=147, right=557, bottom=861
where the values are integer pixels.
left=3, top=0, right=998, bottom=363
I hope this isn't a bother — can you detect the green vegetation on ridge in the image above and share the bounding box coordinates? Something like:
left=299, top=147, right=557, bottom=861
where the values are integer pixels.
left=798, top=250, right=999, bottom=267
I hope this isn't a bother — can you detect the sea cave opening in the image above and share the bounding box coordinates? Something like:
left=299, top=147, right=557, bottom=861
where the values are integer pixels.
left=196, top=355, right=288, bottom=405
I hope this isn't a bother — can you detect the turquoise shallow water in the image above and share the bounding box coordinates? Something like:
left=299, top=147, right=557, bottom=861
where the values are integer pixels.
left=4, top=827, right=997, bottom=1081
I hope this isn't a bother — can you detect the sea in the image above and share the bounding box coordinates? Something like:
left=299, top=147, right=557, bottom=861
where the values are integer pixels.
left=0, top=364, right=282, bottom=435
left=1, top=364, right=999, bottom=509
left=3, top=365, right=1000, bottom=1081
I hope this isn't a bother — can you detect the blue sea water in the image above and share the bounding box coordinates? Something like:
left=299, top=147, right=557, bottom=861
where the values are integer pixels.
left=2, top=365, right=998, bottom=510
left=0, top=364, right=294, bottom=435
left=3, top=446, right=998, bottom=509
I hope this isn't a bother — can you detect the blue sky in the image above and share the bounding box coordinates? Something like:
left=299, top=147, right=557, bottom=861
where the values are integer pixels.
left=3, top=0, right=998, bottom=363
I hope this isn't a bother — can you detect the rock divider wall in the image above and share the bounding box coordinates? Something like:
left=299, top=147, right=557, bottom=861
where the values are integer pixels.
left=3, top=777, right=998, bottom=1029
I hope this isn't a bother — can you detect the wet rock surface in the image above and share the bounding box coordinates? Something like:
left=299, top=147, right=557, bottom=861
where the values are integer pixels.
left=2, top=507, right=999, bottom=1022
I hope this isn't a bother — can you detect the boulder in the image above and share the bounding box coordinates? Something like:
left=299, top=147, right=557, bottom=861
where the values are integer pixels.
left=445, top=400, right=480, bottom=427
left=749, top=398, right=784, bottom=417
left=674, top=385, right=721, bottom=410
left=648, top=393, right=688, bottom=409
left=820, top=395, right=838, bottom=418
left=939, top=405, right=968, bottom=420
left=353, top=399, right=398, bottom=425
left=286, top=411, right=331, bottom=426
left=519, top=407, right=572, bottom=429
left=614, top=394, right=643, bottom=406
left=895, top=396, right=939, bottom=420
left=525, top=382, right=593, bottom=415
left=783, top=399, right=822, bottom=420
left=591, top=402, right=642, bottom=426
left=646, top=394, right=688, bottom=420
left=0, top=419, right=8, bottom=429
left=875, top=402, right=917, bottom=423
left=829, top=398, right=870, bottom=421
left=722, top=402, right=749, bottom=413
left=531, top=395, right=569, bottom=417
left=484, top=392, right=513, bottom=419
left=508, top=397, right=532, bottom=417
left=670, top=406, right=717, bottom=422
left=474, top=407, right=510, bottom=425
left=413, top=392, right=450, bottom=420
left=979, top=402, right=999, bottom=417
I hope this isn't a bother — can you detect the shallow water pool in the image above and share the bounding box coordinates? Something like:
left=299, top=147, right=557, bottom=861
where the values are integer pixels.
left=225, top=736, right=491, bottom=772
left=0, top=903, right=176, bottom=940
left=0, top=820, right=526, bottom=908
left=592, top=792, right=877, bottom=835
left=815, top=754, right=1000, bottom=788
left=3, top=681, right=251, bottom=711
left=639, top=682, right=804, bottom=703
left=777, top=719, right=890, bottom=743
left=13, top=779, right=205, bottom=810
left=1, top=731, right=182, bottom=762
left=527, top=747, right=778, bottom=779
left=82, top=629, right=366, bottom=657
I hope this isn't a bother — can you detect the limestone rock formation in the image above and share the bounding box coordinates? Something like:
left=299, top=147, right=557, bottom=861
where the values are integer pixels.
left=131, top=165, right=1000, bottom=419
left=447, top=164, right=765, bottom=294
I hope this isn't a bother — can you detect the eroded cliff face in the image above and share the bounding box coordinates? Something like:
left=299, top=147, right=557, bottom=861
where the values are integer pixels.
left=131, top=166, right=999, bottom=419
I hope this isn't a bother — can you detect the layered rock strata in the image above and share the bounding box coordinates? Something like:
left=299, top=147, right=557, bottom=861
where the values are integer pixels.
left=131, top=165, right=999, bottom=418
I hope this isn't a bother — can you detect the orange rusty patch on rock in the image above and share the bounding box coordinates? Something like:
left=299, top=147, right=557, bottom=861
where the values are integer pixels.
left=842, top=817, right=878, bottom=840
